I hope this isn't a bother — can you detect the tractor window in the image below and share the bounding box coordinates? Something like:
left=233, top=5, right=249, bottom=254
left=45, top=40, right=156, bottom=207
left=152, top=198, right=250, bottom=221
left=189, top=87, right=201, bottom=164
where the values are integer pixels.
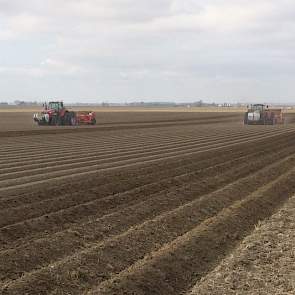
left=49, top=102, right=63, bottom=110
left=253, top=105, right=264, bottom=112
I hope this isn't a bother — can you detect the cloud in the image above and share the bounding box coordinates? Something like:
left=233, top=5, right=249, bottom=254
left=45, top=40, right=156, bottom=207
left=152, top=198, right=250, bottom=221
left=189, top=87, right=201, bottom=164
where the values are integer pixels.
left=40, top=58, right=84, bottom=75
left=0, top=0, right=295, bottom=102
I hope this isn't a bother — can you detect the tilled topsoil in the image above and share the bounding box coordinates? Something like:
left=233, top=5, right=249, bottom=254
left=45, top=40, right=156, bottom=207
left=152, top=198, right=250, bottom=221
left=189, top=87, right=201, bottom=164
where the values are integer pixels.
left=190, top=195, right=295, bottom=295
left=0, top=111, right=295, bottom=294
left=0, top=111, right=241, bottom=134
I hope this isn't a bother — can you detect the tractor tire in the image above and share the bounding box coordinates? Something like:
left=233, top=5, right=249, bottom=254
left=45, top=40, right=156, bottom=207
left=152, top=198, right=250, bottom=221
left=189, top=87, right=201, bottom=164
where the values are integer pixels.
left=243, top=113, right=248, bottom=125
left=50, top=116, right=58, bottom=125
left=69, top=112, right=77, bottom=126
left=64, top=112, right=71, bottom=125
left=57, top=116, right=64, bottom=126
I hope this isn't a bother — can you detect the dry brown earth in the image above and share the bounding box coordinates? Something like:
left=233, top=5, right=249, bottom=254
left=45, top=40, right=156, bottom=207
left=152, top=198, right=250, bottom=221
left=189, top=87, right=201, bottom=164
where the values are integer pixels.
left=190, top=195, right=295, bottom=295
left=0, top=109, right=241, bottom=132
left=0, top=111, right=294, bottom=294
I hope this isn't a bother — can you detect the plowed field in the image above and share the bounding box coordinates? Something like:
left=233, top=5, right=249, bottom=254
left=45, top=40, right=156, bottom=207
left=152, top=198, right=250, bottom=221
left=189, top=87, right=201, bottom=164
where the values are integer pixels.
left=0, top=111, right=295, bottom=294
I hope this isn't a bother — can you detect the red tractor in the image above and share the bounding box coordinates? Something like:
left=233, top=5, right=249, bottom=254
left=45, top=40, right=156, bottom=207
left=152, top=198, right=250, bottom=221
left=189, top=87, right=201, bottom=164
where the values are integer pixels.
left=33, top=101, right=96, bottom=126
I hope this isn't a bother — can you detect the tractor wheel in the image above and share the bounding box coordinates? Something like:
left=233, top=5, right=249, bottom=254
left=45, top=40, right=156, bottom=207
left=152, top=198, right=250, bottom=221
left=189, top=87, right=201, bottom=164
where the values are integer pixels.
left=243, top=113, right=248, bottom=125
left=57, top=116, right=64, bottom=126
left=50, top=116, right=57, bottom=125
left=69, top=112, right=77, bottom=126
left=64, top=112, right=70, bottom=125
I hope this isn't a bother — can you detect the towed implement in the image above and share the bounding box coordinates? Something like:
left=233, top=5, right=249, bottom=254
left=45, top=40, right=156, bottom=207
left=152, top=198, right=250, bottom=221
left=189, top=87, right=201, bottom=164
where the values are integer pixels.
left=244, top=104, right=284, bottom=125
left=33, top=101, right=96, bottom=126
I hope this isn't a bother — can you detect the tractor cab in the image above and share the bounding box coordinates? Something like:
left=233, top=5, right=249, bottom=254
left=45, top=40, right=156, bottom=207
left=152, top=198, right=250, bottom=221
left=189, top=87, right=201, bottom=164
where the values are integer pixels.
left=248, top=104, right=268, bottom=112
left=46, top=101, right=64, bottom=111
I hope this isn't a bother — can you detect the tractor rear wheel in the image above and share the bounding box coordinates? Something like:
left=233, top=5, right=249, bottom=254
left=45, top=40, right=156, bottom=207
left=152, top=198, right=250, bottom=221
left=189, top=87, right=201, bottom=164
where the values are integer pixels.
left=57, top=116, right=64, bottom=126
left=64, top=112, right=71, bottom=125
left=69, top=112, right=77, bottom=126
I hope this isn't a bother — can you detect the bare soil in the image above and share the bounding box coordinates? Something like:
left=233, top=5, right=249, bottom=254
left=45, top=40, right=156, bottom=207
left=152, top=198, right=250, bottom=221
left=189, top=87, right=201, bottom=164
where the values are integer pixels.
left=190, top=195, right=295, bottom=295
left=0, top=110, right=241, bottom=132
left=0, top=111, right=294, bottom=294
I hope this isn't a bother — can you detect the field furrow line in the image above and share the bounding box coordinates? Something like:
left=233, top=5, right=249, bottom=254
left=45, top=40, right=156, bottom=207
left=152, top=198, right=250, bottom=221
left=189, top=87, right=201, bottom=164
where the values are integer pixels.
left=0, top=139, right=294, bottom=282
left=0, top=128, right=200, bottom=155
left=94, top=165, right=295, bottom=295
left=0, top=127, right=261, bottom=162
left=0, top=115, right=241, bottom=139
left=2, top=154, right=294, bottom=294
left=0, top=125, right=212, bottom=150
left=0, top=128, right=274, bottom=179
left=0, top=128, right=263, bottom=171
left=0, top=143, right=276, bottom=230
left=2, top=130, right=286, bottom=206
left=0, top=145, right=273, bottom=249
left=0, top=122, right=283, bottom=157
left=0, top=128, right=293, bottom=192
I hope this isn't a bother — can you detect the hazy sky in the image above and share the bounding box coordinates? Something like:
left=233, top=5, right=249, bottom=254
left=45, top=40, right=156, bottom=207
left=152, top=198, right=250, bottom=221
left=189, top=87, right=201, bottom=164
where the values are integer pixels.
left=0, top=0, right=294, bottom=103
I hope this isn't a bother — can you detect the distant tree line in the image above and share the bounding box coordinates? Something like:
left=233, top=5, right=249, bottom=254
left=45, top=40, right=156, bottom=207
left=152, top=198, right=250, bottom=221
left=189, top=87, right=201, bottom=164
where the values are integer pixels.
left=14, top=100, right=40, bottom=106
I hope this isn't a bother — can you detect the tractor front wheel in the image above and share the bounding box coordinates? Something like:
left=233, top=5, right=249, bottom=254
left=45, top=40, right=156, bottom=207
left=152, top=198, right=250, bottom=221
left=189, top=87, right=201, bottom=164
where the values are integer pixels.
left=50, top=116, right=58, bottom=125
left=243, top=113, right=248, bottom=125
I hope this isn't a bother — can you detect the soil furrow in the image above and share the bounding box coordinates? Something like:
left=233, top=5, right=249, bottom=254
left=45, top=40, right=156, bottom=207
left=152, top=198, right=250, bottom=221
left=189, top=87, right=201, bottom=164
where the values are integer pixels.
left=2, top=129, right=284, bottom=207
left=0, top=143, right=274, bottom=249
left=0, top=148, right=259, bottom=226
left=0, top=145, right=294, bottom=283
left=0, top=128, right=292, bottom=193
left=0, top=115, right=241, bottom=138
left=1, top=112, right=294, bottom=295
left=2, top=130, right=295, bottom=227
left=94, top=167, right=295, bottom=295
left=0, top=140, right=280, bottom=235
left=0, top=127, right=229, bottom=158
left=0, top=129, right=264, bottom=178
left=2, top=154, right=294, bottom=294
left=0, top=127, right=268, bottom=168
